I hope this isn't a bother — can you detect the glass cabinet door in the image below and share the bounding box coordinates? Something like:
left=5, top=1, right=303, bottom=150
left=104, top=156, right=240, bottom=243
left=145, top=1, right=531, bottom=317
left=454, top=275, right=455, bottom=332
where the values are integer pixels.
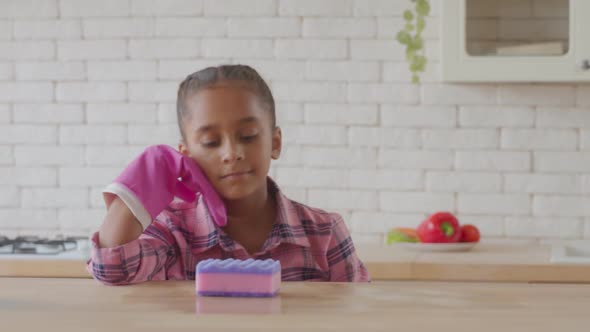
left=442, top=0, right=590, bottom=81
left=466, top=0, right=569, bottom=57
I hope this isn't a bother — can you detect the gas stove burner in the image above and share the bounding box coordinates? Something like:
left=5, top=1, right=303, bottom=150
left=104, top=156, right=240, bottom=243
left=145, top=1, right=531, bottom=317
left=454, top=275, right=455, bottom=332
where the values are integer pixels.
left=0, top=235, right=90, bottom=255
left=0, top=235, right=12, bottom=244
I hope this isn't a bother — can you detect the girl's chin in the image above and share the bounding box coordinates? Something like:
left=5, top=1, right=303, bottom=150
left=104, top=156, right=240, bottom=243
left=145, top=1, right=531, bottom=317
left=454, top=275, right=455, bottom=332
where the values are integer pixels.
left=219, top=186, right=253, bottom=200
left=218, top=182, right=262, bottom=201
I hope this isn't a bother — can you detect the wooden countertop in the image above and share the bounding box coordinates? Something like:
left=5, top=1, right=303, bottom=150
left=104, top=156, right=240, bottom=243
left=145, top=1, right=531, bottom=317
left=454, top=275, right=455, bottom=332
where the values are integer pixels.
left=358, top=242, right=590, bottom=283
left=1, top=242, right=590, bottom=282
left=1, top=278, right=589, bottom=331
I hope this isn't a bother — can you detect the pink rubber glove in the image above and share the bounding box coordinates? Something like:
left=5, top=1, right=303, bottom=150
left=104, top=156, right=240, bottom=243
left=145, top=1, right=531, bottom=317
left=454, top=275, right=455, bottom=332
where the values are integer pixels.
left=102, top=145, right=227, bottom=229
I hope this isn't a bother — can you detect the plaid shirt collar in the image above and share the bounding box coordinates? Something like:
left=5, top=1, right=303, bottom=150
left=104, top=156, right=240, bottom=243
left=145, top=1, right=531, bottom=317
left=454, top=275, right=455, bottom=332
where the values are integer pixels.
left=194, top=177, right=311, bottom=254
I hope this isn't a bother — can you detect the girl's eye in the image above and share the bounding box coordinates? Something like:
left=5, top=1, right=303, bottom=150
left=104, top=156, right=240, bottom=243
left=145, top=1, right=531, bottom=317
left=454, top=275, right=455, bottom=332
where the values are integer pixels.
left=241, top=134, right=258, bottom=142
left=201, top=141, right=219, bottom=148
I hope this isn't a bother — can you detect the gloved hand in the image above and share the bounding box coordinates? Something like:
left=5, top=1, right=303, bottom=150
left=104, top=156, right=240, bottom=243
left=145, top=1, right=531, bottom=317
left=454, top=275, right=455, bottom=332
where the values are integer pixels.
left=102, top=144, right=227, bottom=229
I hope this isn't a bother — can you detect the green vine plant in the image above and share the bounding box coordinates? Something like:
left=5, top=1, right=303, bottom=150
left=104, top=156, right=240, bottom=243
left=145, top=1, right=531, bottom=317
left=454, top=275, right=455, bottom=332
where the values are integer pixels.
left=396, top=0, right=430, bottom=84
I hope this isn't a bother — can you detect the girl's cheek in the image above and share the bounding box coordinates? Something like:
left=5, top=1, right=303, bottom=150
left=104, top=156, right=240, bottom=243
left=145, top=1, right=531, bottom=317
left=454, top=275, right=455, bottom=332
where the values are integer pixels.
left=191, top=149, right=219, bottom=172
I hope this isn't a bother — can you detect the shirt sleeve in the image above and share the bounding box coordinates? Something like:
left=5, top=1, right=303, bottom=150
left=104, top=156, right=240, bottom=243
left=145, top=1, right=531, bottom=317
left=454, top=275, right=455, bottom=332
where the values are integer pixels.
left=86, top=215, right=178, bottom=286
left=326, top=214, right=371, bottom=282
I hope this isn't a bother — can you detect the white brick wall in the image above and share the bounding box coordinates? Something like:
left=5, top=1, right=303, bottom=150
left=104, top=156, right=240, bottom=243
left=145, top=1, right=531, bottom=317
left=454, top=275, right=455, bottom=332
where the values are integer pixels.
left=0, top=167, right=57, bottom=186
left=504, top=174, right=581, bottom=194
left=501, top=129, right=577, bottom=150
left=56, top=82, right=127, bottom=102
left=16, top=62, right=85, bottom=81
left=0, top=146, right=14, bottom=164
left=380, top=192, right=455, bottom=213
left=459, top=106, right=535, bottom=127
left=422, top=84, right=497, bottom=105
left=0, top=0, right=58, bottom=18
left=273, top=82, right=347, bottom=102
left=0, top=63, right=12, bottom=80
left=505, top=217, right=582, bottom=239
left=157, top=18, right=226, bottom=37
left=303, top=18, right=375, bottom=37
left=58, top=40, right=126, bottom=60
left=458, top=193, right=530, bottom=215
left=305, top=104, right=378, bottom=125
left=15, top=146, right=85, bottom=166
left=14, top=19, right=81, bottom=39
left=499, top=86, right=576, bottom=106
left=426, top=172, right=502, bottom=193
left=275, top=40, right=347, bottom=59
left=130, top=0, right=204, bottom=17
left=0, top=0, right=588, bottom=242
left=14, top=104, right=84, bottom=123
left=348, top=127, right=421, bottom=148
left=306, top=61, right=379, bottom=81
left=59, top=125, right=127, bottom=145
left=0, top=105, right=10, bottom=123
left=456, top=151, right=531, bottom=171
left=83, top=18, right=155, bottom=38
left=203, top=39, right=274, bottom=58
left=0, top=125, right=57, bottom=144
left=280, top=0, right=352, bottom=16
left=0, top=187, right=19, bottom=207
left=229, top=18, right=300, bottom=37
left=86, top=103, right=157, bottom=124
left=59, top=0, right=129, bottom=18
left=0, top=209, right=58, bottom=229
left=353, top=0, right=407, bottom=16
left=0, top=21, right=12, bottom=39
left=204, top=0, right=276, bottom=16
left=579, top=87, right=590, bottom=106
left=85, top=146, right=145, bottom=167
left=22, top=188, right=88, bottom=208
left=0, top=82, right=53, bottom=101
left=87, top=61, right=157, bottom=81
left=129, top=39, right=200, bottom=59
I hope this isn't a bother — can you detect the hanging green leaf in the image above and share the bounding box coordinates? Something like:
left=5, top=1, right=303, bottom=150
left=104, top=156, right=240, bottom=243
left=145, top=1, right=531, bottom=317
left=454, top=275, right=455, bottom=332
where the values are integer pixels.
left=411, top=36, right=423, bottom=50
left=395, top=0, right=429, bottom=85
left=411, top=56, right=426, bottom=72
left=416, top=17, right=425, bottom=33
left=396, top=30, right=412, bottom=45
left=415, top=55, right=427, bottom=68
left=416, top=0, right=431, bottom=16
left=403, top=10, right=414, bottom=21
left=406, top=50, right=416, bottom=62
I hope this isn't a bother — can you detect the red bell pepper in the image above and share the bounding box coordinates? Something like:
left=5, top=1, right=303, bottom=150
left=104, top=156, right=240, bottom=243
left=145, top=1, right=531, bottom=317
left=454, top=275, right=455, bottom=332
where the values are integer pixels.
left=417, top=212, right=461, bottom=243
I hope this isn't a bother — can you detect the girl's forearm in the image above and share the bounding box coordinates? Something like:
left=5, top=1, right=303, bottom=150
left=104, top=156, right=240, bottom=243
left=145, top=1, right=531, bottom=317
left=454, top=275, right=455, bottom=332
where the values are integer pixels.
left=98, top=196, right=144, bottom=248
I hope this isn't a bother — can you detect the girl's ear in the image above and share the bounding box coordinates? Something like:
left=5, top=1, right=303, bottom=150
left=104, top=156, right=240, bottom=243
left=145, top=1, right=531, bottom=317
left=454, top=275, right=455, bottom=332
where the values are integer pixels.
left=178, top=141, right=190, bottom=157
left=271, top=127, right=282, bottom=160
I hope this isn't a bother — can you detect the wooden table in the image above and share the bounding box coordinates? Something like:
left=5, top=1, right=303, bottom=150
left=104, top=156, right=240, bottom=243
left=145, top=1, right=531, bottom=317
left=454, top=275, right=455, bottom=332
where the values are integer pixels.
left=2, top=242, right=590, bottom=282
left=1, top=278, right=589, bottom=331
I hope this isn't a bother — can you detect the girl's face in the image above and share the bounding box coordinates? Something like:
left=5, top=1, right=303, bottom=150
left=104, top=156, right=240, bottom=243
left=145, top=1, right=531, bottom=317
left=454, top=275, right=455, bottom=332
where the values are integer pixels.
left=178, top=83, right=281, bottom=201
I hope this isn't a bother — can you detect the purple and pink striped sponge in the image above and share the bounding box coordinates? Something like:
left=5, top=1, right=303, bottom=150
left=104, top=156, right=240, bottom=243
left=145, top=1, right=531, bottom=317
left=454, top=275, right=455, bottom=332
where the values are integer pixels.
left=195, top=258, right=281, bottom=297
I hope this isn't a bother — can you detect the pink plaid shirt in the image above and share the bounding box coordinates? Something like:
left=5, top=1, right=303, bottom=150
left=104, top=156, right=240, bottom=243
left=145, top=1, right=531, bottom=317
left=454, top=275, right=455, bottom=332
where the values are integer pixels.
left=87, top=178, right=370, bottom=284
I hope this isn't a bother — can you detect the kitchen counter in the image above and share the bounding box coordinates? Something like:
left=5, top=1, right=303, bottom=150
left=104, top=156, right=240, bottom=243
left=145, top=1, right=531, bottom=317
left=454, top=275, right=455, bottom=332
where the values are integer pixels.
left=358, top=242, right=590, bottom=283
left=1, top=278, right=589, bottom=331
left=1, top=242, right=590, bottom=282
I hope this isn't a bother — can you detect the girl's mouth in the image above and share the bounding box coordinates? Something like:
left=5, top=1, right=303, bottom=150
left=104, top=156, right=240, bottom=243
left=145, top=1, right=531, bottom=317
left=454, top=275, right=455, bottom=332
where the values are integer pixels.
left=221, top=170, right=253, bottom=180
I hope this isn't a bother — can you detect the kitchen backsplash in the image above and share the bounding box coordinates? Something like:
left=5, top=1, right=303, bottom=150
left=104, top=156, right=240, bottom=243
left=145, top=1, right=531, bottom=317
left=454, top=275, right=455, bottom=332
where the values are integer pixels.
left=0, top=0, right=589, bottom=243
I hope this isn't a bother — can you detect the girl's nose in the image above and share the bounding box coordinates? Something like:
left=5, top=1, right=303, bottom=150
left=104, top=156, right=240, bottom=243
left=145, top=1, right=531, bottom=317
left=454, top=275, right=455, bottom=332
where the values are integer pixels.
left=221, top=142, right=244, bottom=163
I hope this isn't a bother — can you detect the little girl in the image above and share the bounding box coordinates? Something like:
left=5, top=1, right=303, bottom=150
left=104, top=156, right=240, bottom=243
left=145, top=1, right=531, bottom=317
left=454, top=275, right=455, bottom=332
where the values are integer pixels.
left=87, top=65, right=370, bottom=284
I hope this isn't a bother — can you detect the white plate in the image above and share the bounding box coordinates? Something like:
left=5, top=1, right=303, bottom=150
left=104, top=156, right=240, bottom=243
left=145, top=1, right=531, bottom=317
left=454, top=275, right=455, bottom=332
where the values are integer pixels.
left=550, top=242, right=590, bottom=265
left=391, top=242, right=478, bottom=252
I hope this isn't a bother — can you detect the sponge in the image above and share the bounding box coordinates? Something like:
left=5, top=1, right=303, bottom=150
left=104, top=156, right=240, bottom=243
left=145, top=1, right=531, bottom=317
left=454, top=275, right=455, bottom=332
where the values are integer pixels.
left=196, top=258, right=281, bottom=297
